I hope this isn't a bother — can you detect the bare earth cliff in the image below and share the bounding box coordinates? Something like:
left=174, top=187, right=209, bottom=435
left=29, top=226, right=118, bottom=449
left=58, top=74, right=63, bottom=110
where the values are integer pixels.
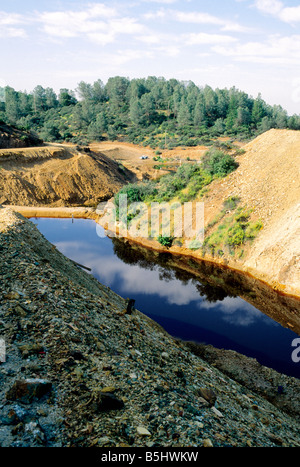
left=201, top=129, right=300, bottom=297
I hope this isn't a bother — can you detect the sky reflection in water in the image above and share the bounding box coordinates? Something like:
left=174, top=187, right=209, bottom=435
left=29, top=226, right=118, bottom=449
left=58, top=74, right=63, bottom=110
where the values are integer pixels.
left=31, top=217, right=300, bottom=378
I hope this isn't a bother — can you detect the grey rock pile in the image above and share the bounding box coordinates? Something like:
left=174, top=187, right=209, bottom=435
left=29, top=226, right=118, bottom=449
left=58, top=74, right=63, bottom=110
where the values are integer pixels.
left=0, top=208, right=300, bottom=447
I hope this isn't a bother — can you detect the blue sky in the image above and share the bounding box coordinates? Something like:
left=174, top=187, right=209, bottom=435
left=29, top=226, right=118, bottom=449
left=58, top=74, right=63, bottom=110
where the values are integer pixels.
left=1, top=0, right=300, bottom=114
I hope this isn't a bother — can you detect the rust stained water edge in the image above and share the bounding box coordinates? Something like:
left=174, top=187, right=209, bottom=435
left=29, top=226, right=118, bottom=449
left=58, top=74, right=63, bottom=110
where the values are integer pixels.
left=11, top=205, right=300, bottom=337
left=109, top=235, right=300, bottom=337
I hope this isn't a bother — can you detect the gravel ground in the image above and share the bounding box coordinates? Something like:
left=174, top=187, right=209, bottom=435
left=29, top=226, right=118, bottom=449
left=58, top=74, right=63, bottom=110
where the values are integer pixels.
left=0, top=207, right=300, bottom=448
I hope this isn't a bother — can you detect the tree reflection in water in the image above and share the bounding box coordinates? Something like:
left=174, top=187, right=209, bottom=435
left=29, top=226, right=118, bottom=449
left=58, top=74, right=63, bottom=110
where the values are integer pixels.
left=111, top=236, right=300, bottom=337
left=112, top=237, right=235, bottom=304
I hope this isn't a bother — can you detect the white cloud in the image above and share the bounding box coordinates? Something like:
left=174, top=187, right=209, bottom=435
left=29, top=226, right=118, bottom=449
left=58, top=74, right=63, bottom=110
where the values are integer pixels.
left=37, top=4, right=144, bottom=43
left=84, top=3, right=118, bottom=17
left=185, top=32, right=238, bottom=45
left=109, top=18, right=144, bottom=35
left=154, top=45, right=181, bottom=57
left=0, top=27, right=26, bottom=38
left=254, top=0, right=283, bottom=15
left=143, top=8, right=168, bottom=20
left=213, top=34, right=300, bottom=65
left=0, top=12, right=22, bottom=26
left=199, top=296, right=273, bottom=327
left=0, top=12, right=27, bottom=38
left=108, top=48, right=153, bottom=66
left=54, top=242, right=200, bottom=306
left=143, top=8, right=251, bottom=32
left=86, top=31, right=115, bottom=46
left=143, top=0, right=178, bottom=3
left=279, top=6, right=300, bottom=23
left=173, top=10, right=252, bottom=32
left=138, top=33, right=162, bottom=44
left=254, top=0, right=300, bottom=23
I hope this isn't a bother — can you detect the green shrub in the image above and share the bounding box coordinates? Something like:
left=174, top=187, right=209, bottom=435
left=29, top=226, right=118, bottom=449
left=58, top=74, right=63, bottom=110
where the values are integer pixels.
left=223, top=196, right=240, bottom=211
left=114, top=181, right=158, bottom=217
left=245, top=220, right=263, bottom=239
left=226, top=223, right=245, bottom=247
left=157, top=235, right=174, bottom=248
left=202, top=149, right=239, bottom=177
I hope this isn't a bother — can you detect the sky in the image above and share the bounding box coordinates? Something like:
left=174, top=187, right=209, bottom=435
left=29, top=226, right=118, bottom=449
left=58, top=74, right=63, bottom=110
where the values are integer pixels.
left=0, top=0, right=300, bottom=115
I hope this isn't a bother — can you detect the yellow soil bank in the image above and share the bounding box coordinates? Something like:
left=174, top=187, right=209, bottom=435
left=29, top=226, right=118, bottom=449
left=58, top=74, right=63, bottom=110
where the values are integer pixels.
left=8, top=206, right=97, bottom=220
left=0, top=144, right=136, bottom=206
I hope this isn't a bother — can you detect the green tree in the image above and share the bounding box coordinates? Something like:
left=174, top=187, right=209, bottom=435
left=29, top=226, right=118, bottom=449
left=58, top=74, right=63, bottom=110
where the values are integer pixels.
left=59, top=88, right=77, bottom=107
left=252, top=94, right=266, bottom=127
left=212, top=118, right=226, bottom=135
left=39, top=120, right=61, bottom=141
left=4, top=86, right=20, bottom=124
left=92, top=79, right=106, bottom=103
left=215, top=88, right=229, bottom=119
left=225, top=93, right=238, bottom=132
left=129, top=98, right=144, bottom=126
left=32, top=85, right=47, bottom=112
left=194, top=95, right=207, bottom=127
left=288, top=114, right=300, bottom=130
left=140, top=93, right=156, bottom=125
left=105, top=76, right=130, bottom=112
left=177, top=98, right=192, bottom=127
left=272, top=105, right=287, bottom=129
left=76, top=81, right=94, bottom=101
left=87, top=112, right=108, bottom=139
left=18, top=91, right=33, bottom=117
left=257, top=116, right=273, bottom=133
left=203, top=85, right=218, bottom=125
left=45, top=87, right=58, bottom=109
left=202, top=149, right=238, bottom=177
left=237, top=106, right=251, bottom=126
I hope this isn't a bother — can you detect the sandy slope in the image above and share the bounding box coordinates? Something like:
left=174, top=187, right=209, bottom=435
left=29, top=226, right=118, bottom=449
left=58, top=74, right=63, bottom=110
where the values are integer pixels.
left=199, top=129, right=300, bottom=296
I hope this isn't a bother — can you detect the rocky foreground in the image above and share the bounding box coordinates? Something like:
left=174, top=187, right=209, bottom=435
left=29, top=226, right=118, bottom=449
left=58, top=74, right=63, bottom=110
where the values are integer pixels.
left=0, top=207, right=300, bottom=448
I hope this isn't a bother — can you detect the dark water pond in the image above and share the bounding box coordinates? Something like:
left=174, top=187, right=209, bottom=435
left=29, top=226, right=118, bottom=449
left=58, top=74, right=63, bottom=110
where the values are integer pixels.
left=31, top=217, right=300, bottom=379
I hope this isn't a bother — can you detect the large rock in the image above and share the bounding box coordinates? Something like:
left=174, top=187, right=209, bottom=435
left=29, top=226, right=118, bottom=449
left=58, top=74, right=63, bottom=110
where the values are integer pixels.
left=6, top=379, right=52, bottom=404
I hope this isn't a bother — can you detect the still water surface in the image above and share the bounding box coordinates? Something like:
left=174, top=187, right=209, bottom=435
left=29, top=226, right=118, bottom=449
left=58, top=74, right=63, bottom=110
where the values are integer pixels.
left=31, top=217, right=300, bottom=379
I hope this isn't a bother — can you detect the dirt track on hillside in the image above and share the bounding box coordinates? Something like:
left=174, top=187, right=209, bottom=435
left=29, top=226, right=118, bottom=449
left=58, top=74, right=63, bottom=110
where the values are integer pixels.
left=1, top=130, right=299, bottom=297
left=89, top=140, right=209, bottom=180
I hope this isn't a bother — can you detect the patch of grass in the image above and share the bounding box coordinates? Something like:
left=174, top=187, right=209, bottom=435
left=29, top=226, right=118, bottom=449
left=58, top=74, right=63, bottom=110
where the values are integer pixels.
left=206, top=196, right=241, bottom=231
left=203, top=206, right=263, bottom=257
left=223, top=196, right=241, bottom=211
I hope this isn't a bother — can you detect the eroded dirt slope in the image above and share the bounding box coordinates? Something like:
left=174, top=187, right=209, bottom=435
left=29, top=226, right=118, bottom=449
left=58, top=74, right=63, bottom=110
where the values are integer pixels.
left=0, top=145, right=136, bottom=206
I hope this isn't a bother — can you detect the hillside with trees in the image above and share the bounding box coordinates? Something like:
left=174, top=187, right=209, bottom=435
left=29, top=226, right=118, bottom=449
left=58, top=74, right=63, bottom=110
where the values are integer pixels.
left=1, top=77, right=299, bottom=148
left=0, top=121, right=42, bottom=149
